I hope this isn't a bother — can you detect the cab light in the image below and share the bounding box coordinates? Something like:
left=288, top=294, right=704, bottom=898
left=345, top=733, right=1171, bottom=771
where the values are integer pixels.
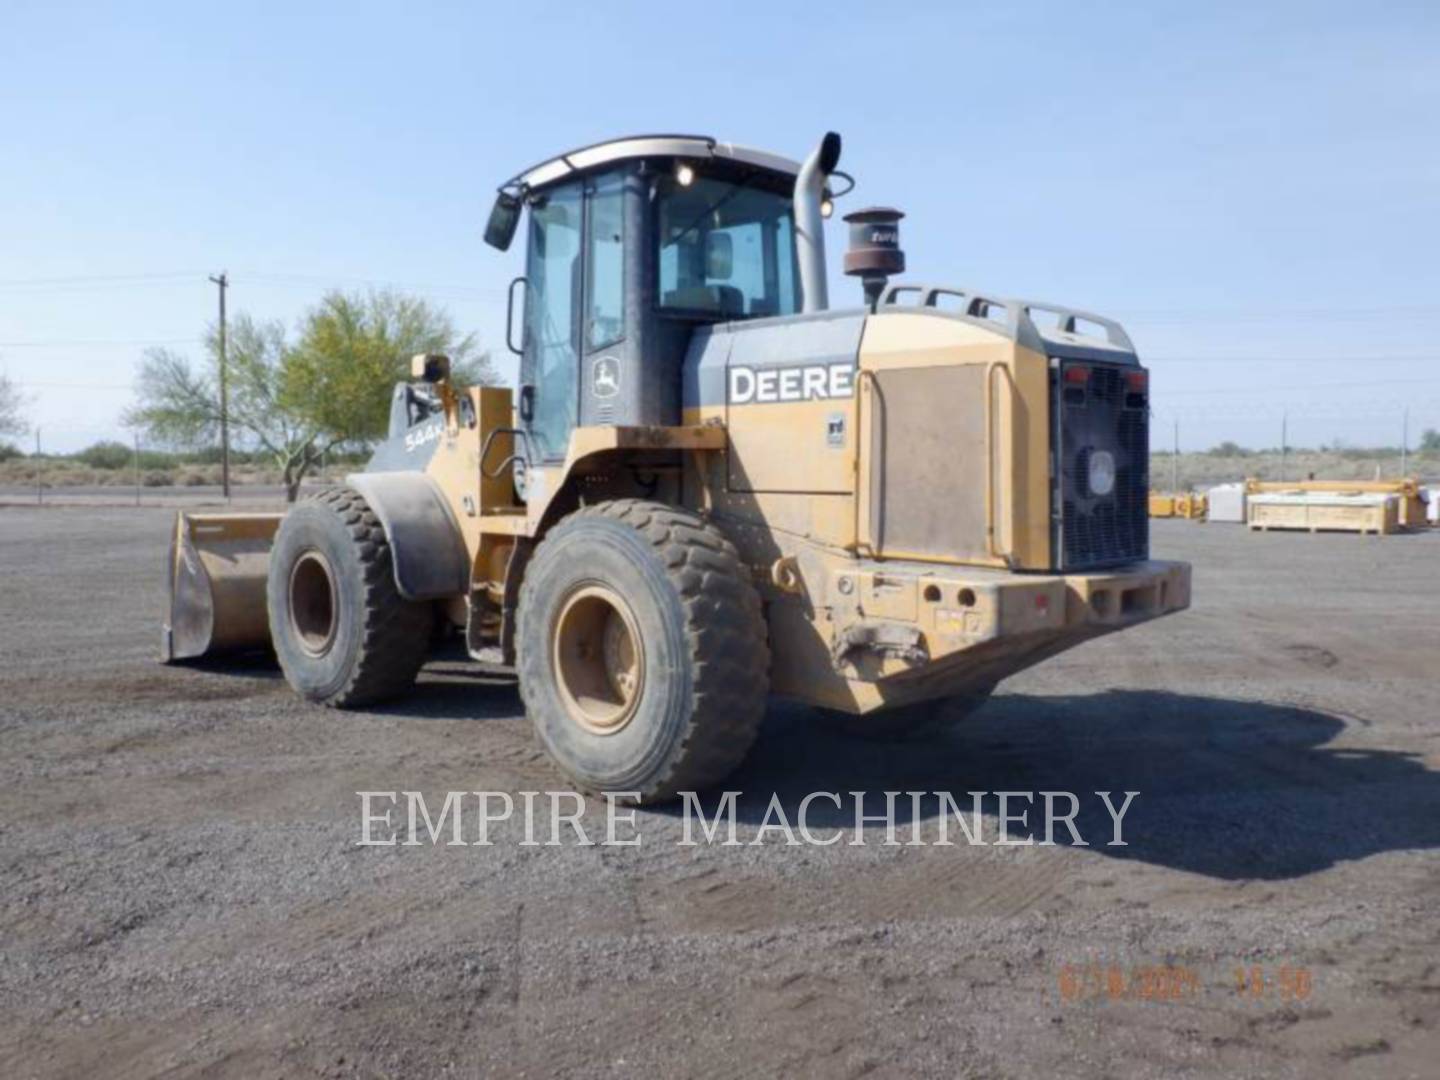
left=1125, top=370, right=1148, bottom=392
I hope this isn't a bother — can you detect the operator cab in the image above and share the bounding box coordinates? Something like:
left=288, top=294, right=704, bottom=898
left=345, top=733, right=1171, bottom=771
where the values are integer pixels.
left=484, top=136, right=815, bottom=467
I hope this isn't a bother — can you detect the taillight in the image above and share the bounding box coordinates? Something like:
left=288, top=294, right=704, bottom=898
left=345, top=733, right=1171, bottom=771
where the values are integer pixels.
left=1062, top=364, right=1089, bottom=405
left=1124, top=368, right=1147, bottom=408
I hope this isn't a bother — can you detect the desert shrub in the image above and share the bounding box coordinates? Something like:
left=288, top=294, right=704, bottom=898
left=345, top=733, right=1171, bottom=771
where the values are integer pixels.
left=75, top=440, right=132, bottom=470
left=1207, top=441, right=1248, bottom=457
left=56, top=467, right=97, bottom=486
left=0, top=442, right=23, bottom=462
left=136, top=450, right=178, bottom=470
left=176, top=467, right=214, bottom=486
left=141, top=469, right=173, bottom=487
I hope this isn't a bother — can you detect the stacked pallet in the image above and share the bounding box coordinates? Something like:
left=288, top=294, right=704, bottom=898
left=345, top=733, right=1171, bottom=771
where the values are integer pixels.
left=1246, top=490, right=1398, bottom=535
left=1244, top=480, right=1422, bottom=532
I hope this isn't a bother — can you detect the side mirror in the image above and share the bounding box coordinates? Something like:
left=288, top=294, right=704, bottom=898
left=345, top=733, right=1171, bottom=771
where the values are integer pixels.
left=411, top=353, right=451, bottom=384
left=705, top=232, right=733, bottom=280
left=484, top=192, right=522, bottom=251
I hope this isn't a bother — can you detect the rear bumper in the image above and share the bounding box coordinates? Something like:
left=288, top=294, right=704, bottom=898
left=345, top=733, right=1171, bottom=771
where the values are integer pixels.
left=831, top=558, right=1189, bottom=651
left=1059, top=559, right=1192, bottom=627
left=819, top=558, right=1190, bottom=712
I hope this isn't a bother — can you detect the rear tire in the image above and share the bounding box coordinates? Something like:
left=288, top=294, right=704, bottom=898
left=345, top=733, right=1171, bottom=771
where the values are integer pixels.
left=517, top=499, right=769, bottom=803
left=825, top=686, right=994, bottom=742
left=267, top=487, right=432, bottom=706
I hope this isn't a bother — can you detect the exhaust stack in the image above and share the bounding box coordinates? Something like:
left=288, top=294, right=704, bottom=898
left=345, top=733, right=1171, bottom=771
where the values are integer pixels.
left=794, top=131, right=842, bottom=313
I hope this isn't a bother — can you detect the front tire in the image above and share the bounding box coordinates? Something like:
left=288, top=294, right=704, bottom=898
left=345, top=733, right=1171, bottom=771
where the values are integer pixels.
left=267, top=487, right=432, bottom=706
left=517, top=500, right=769, bottom=803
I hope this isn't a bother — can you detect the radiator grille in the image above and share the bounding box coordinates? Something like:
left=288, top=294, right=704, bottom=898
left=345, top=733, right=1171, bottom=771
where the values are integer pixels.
left=1057, top=363, right=1149, bottom=569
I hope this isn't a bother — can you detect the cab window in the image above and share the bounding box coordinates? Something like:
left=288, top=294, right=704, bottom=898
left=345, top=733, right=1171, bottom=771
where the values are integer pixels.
left=586, top=173, right=625, bottom=350
left=656, top=174, right=799, bottom=320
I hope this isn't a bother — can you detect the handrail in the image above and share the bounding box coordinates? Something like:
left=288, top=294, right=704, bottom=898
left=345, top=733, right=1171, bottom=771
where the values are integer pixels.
left=479, top=426, right=534, bottom=480
left=853, top=368, right=879, bottom=555
left=876, top=281, right=1137, bottom=355
left=984, top=361, right=1018, bottom=567
left=505, top=276, right=527, bottom=356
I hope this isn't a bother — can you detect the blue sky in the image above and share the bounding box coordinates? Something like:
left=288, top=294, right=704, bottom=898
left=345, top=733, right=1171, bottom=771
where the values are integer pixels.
left=2, top=0, right=1437, bottom=453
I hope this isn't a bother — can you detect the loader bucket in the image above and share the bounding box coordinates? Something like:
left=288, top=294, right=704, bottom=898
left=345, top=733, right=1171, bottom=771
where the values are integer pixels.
left=162, top=512, right=285, bottom=662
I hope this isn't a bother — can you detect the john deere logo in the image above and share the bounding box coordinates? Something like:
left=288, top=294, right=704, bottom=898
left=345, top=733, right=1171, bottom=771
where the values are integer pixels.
left=593, top=356, right=620, bottom=398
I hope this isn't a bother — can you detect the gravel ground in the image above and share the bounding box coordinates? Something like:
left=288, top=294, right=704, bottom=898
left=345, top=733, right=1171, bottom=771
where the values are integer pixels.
left=1, top=506, right=1438, bottom=1078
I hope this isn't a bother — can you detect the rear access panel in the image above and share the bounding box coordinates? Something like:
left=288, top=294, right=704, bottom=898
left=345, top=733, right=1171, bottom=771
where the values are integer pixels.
left=863, top=362, right=988, bottom=561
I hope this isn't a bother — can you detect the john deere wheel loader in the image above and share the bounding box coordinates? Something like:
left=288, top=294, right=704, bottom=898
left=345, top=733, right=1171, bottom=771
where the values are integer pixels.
left=164, top=132, right=1190, bottom=802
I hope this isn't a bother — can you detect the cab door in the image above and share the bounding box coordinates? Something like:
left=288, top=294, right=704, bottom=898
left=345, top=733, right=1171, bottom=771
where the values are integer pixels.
left=521, top=181, right=583, bottom=462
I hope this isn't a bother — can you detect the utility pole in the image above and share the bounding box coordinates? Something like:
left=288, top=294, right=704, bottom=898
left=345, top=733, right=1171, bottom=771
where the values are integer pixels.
left=133, top=430, right=141, bottom=506
left=1400, top=407, right=1409, bottom=478
left=1171, top=417, right=1179, bottom=493
left=34, top=427, right=41, bottom=505
left=1280, top=412, right=1288, bottom=483
left=208, top=271, right=231, bottom=499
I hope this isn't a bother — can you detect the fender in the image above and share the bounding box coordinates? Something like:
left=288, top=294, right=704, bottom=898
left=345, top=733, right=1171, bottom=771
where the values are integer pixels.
left=345, top=471, right=469, bottom=600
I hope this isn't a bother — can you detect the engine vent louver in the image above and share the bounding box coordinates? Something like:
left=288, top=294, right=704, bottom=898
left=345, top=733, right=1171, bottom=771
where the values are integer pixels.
left=1055, top=362, right=1148, bottom=569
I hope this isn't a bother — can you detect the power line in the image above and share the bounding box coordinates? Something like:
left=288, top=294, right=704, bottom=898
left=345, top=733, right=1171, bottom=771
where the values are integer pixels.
left=2, top=270, right=1435, bottom=318
left=1162, top=375, right=1440, bottom=396
left=1120, top=305, right=1440, bottom=322
left=0, top=271, right=204, bottom=287
left=0, top=337, right=202, bottom=349
left=1146, top=360, right=1440, bottom=371
left=236, top=271, right=504, bottom=297
left=0, top=267, right=501, bottom=295
left=13, top=380, right=135, bottom=390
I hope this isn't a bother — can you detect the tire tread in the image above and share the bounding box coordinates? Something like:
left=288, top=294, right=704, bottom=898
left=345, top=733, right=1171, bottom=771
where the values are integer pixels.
left=304, top=487, right=431, bottom=707
left=517, top=498, right=770, bottom=802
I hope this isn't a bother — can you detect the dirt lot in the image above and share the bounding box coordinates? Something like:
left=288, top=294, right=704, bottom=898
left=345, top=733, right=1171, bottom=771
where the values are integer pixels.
left=2, top=507, right=1438, bottom=1078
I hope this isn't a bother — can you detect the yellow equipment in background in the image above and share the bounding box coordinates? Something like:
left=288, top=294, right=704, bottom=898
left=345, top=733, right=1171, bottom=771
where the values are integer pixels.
left=1245, top=478, right=1426, bottom=530
left=1149, top=492, right=1207, bottom=520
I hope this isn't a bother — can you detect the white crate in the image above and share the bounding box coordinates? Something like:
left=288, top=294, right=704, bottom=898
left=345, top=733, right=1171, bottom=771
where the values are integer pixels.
left=1206, top=482, right=1247, bottom=523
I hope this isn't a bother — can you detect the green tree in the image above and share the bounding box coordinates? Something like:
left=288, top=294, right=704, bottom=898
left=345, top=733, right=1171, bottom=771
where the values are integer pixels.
left=126, top=290, right=491, bottom=501
left=283, top=290, right=495, bottom=442
left=127, top=315, right=322, bottom=500
left=0, top=370, right=28, bottom=436
left=1421, top=428, right=1440, bottom=453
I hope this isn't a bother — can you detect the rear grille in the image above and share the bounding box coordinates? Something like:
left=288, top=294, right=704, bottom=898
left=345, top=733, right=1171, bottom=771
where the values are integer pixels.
left=1056, top=362, right=1149, bottom=569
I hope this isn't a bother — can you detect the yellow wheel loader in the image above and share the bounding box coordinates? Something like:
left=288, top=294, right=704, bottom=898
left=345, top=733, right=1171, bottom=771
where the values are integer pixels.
left=163, top=132, right=1190, bottom=802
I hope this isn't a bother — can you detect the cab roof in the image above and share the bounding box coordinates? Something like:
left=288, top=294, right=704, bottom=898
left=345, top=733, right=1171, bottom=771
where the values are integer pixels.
left=503, top=134, right=801, bottom=195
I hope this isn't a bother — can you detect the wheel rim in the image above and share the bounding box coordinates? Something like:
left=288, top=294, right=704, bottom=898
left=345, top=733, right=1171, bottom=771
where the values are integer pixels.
left=288, top=550, right=338, bottom=658
left=552, top=584, right=645, bottom=735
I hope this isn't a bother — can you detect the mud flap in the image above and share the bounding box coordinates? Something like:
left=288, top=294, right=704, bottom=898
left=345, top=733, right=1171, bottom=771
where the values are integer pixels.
left=163, top=512, right=284, bottom=661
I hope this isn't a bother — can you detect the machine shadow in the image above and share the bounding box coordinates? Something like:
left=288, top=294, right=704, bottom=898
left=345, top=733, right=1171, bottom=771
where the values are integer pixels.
left=371, top=662, right=520, bottom=722
left=179, top=650, right=284, bottom=679
left=672, top=690, right=1440, bottom=881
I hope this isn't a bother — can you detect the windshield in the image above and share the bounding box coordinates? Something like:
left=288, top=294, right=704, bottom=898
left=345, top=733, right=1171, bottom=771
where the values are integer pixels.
left=656, top=174, right=798, bottom=320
